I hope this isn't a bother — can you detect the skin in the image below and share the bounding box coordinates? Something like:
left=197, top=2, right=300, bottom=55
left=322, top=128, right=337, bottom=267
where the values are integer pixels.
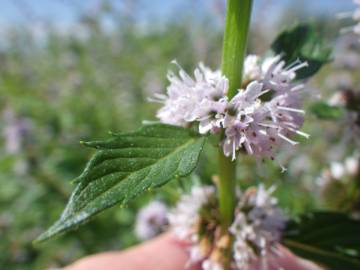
left=63, top=233, right=324, bottom=270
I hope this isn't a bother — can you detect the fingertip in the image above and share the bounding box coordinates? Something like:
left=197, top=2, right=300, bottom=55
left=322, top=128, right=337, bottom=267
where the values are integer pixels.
left=62, top=233, right=196, bottom=270
left=273, top=246, right=325, bottom=270
left=136, top=232, right=201, bottom=270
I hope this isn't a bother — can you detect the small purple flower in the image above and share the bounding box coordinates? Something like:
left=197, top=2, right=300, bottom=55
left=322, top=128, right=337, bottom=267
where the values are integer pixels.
left=135, top=201, right=168, bottom=241
left=169, top=185, right=286, bottom=270
left=230, top=185, right=286, bottom=270
left=2, top=109, right=32, bottom=155
left=154, top=56, right=309, bottom=168
left=338, top=1, right=360, bottom=40
left=221, top=57, right=309, bottom=167
left=153, top=61, right=228, bottom=132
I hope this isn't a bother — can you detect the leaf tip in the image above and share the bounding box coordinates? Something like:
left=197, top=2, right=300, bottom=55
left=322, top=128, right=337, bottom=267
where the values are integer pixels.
left=80, top=140, right=93, bottom=147
left=33, top=230, right=52, bottom=245
left=33, top=219, right=70, bottom=245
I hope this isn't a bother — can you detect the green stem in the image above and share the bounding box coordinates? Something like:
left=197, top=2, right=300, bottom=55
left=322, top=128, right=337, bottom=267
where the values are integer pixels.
left=218, top=150, right=237, bottom=228
left=218, top=0, right=253, bottom=228
left=217, top=2, right=252, bottom=268
left=221, top=0, right=253, bottom=98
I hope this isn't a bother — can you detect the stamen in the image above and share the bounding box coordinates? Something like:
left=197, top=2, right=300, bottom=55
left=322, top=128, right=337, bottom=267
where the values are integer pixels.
left=286, top=61, right=308, bottom=73
left=273, top=61, right=285, bottom=74
left=290, top=84, right=304, bottom=92
left=258, top=122, right=279, bottom=129
left=244, top=139, right=254, bottom=155
left=147, top=94, right=167, bottom=103
left=232, top=139, right=236, bottom=161
left=171, top=59, right=181, bottom=68
left=255, top=89, right=270, bottom=99
left=259, top=129, right=267, bottom=136
left=282, top=121, right=299, bottom=129
left=278, top=133, right=299, bottom=145
left=285, top=58, right=302, bottom=70
left=277, top=106, right=305, bottom=114
left=287, top=128, right=310, bottom=138
left=171, top=60, right=194, bottom=85
left=270, top=155, right=287, bottom=173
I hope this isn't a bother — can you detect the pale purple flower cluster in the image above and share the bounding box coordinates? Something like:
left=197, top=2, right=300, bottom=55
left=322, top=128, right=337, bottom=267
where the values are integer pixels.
left=354, top=0, right=360, bottom=36
left=135, top=201, right=168, bottom=240
left=223, top=56, right=309, bottom=167
left=338, top=0, right=360, bottom=38
left=168, top=185, right=286, bottom=270
left=316, top=151, right=360, bottom=187
left=153, top=61, right=228, bottom=134
left=168, top=186, right=217, bottom=269
left=154, top=56, right=309, bottom=167
left=2, top=108, right=32, bottom=155
left=230, top=185, right=287, bottom=270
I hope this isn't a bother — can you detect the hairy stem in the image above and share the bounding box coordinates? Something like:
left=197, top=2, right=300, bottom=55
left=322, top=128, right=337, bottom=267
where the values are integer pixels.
left=221, top=0, right=253, bottom=98
left=218, top=150, right=237, bottom=228
left=218, top=0, right=253, bottom=230
left=217, top=2, right=252, bottom=268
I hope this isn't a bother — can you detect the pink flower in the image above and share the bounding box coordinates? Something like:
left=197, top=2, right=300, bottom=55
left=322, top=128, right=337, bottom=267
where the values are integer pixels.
left=135, top=201, right=168, bottom=240
left=154, top=56, right=309, bottom=168
left=221, top=57, right=309, bottom=166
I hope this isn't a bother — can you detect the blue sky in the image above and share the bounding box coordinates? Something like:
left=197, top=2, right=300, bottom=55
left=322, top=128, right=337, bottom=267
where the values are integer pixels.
left=0, top=0, right=355, bottom=26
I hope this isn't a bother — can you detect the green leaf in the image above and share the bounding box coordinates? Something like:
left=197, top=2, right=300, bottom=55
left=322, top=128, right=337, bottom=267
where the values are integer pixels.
left=283, top=211, right=360, bottom=270
left=271, top=23, right=332, bottom=79
left=35, top=124, right=205, bottom=243
left=309, top=102, right=344, bottom=119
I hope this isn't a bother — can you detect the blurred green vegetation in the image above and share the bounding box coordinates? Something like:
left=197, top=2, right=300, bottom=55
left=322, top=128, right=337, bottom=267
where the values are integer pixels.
left=0, top=2, right=359, bottom=270
left=0, top=4, right=224, bottom=269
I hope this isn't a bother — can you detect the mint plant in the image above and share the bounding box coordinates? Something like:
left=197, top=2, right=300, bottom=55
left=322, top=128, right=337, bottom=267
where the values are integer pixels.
left=35, top=1, right=360, bottom=269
